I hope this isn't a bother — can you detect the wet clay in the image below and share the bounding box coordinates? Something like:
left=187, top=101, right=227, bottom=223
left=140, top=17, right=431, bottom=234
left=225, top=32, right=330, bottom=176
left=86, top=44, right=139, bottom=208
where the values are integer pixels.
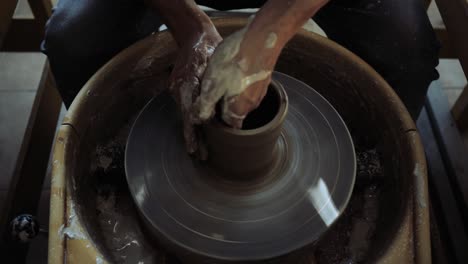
left=265, top=32, right=278, bottom=49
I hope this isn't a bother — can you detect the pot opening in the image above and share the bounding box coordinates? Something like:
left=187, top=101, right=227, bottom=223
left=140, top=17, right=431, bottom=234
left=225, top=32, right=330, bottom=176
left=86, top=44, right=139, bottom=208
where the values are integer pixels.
left=242, top=84, right=280, bottom=130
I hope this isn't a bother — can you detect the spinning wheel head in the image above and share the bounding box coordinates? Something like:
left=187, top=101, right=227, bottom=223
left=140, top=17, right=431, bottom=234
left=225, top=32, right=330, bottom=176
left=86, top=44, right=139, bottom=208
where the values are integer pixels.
left=125, top=72, right=356, bottom=262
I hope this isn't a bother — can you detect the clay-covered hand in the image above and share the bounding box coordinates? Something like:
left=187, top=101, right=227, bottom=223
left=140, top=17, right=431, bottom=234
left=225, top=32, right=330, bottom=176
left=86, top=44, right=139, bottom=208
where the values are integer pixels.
left=191, top=0, right=328, bottom=129
left=169, top=29, right=222, bottom=155
left=192, top=28, right=275, bottom=129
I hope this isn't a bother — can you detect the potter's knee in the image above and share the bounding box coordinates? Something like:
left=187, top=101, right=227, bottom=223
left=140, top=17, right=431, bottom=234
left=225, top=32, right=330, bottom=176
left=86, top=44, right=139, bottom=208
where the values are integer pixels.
left=379, top=0, right=440, bottom=83
left=397, top=0, right=440, bottom=70
left=389, top=26, right=440, bottom=84
left=42, top=7, right=92, bottom=60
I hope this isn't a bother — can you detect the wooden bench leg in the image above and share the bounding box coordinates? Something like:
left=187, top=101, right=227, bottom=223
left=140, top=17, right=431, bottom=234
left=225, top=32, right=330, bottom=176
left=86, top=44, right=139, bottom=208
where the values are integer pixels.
left=1, top=0, right=53, bottom=51
left=424, top=0, right=432, bottom=10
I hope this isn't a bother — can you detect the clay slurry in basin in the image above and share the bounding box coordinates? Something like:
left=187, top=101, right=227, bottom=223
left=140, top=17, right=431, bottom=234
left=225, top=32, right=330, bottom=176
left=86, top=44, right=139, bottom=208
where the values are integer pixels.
left=125, top=72, right=356, bottom=262
left=203, top=80, right=288, bottom=179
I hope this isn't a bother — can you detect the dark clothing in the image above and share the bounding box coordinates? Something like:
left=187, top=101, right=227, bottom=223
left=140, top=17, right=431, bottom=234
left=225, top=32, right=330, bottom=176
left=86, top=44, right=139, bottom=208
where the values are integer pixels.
left=41, top=0, right=439, bottom=118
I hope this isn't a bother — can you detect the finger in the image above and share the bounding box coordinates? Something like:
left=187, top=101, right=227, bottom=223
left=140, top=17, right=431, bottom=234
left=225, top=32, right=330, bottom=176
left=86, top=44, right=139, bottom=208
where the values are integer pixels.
left=222, top=79, right=273, bottom=128
left=170, top=76, right=201, bottom=154
left=221, top=94, right=257, bottom=129
left=222, top=111, right=245, bottom=129
left=191, top=79, right=220, bottom=124
left=195, top=127, right=208, bottom=161
left=183, top=113, right=198, bottom=154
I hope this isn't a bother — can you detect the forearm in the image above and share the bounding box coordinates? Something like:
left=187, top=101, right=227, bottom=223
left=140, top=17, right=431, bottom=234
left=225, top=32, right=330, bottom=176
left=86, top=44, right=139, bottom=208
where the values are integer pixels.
left=145, top=0, right=216, bottom=45
left=239, top=0, right=329, bottom=70
left=251, top=0, right=329, bottom=46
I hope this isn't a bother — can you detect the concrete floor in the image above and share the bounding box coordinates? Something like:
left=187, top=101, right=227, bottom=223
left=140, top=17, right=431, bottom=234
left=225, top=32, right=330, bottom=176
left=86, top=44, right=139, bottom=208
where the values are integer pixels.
left=0, top=0, right=467, bottom=263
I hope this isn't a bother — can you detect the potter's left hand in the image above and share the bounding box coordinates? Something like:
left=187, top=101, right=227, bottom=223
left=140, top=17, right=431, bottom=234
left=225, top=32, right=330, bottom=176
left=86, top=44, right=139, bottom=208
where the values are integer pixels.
left=169, top=29, right=222, bottom=155
left=192, top=0, right=329, bottom=129
left=144, top=0, right=223, bottom=156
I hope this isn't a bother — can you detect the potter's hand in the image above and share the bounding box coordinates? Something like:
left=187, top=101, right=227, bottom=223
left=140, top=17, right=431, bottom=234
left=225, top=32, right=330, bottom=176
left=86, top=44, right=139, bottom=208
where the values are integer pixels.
left=169, top=30, right=222, bottom=155
left=192, top=29, right=274, bottom=129
left=144, top=0, right=222, bottom=156
left=192, top=0, right=329, bottom=129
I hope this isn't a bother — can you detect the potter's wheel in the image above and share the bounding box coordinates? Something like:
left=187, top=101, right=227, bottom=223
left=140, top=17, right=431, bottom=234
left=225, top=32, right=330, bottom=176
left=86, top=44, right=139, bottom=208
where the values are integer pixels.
left=125, top=72, right=356, bottom=262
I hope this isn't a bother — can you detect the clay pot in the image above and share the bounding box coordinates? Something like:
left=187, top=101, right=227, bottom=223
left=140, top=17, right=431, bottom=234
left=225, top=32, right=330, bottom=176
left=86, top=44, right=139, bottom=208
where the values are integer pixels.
left=203, top=79, right=288, bottom=179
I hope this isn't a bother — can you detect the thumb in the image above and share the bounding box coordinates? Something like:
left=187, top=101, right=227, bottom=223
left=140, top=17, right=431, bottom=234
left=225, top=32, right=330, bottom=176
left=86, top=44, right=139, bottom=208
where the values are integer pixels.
left=191, top=79, right=222, bottom=124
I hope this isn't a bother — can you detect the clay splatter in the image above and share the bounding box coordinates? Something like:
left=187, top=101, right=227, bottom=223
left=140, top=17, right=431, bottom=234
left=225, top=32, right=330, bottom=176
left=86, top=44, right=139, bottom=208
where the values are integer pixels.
left=314, top=148, right=383, bottom=263
left=87, top=119, right=386, bottom=263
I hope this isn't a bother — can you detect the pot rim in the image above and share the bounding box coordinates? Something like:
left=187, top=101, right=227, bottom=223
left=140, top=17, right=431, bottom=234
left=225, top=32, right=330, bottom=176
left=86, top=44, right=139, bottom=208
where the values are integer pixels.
left=208, top=77, right=289, bottom=136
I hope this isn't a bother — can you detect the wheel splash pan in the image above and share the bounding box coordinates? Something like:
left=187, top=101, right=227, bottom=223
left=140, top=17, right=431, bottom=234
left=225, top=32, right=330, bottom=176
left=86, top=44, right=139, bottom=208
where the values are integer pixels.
left=48, top=17, right=430, bottom=264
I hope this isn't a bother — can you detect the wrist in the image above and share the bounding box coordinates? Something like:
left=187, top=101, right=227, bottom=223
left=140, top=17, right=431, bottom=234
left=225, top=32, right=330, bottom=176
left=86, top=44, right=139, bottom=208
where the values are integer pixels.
left=146, top=0, right=219, bottom=46
left=237, top=27, right=282, bottom=74
left=186, top=21, right=221, bottom=47
left=240, top=0, right=329, bottom=58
